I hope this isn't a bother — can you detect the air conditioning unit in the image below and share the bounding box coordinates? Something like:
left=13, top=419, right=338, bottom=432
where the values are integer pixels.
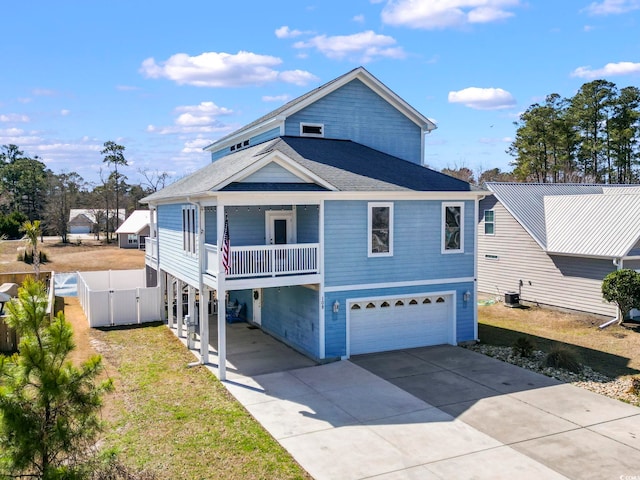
left=504, top=291, right=520, bottom=308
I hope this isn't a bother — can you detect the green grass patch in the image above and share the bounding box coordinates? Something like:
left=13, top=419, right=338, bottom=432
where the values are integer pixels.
left=95, top=324, right=310, bottom=480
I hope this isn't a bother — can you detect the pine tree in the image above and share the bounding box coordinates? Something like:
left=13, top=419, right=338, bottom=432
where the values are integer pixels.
left=0, top=279, right=113, bottom=479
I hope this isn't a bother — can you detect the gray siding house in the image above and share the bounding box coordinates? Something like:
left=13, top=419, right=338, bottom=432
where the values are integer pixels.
left=478, top=183, right=640, bottom=317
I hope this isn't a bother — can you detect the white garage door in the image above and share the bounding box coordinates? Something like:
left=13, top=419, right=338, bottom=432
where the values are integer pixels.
left=349, top=294, right=453, bottom=355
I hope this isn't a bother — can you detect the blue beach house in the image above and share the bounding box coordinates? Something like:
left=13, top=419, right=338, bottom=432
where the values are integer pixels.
left=142, top=67, right=483, bottom=379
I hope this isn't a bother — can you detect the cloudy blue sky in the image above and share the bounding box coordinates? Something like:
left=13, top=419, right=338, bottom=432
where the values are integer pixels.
left=1, top=0, right=639, bottom=185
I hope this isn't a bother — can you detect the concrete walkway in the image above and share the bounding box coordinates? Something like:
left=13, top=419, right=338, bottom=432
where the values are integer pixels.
left=173, top=322, right=640, bottom=479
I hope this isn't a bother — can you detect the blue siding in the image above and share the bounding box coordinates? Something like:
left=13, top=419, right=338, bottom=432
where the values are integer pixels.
left=324, top=282, right=476, bottom=358
left=210, top=126, right=280, bottom=162
left=157, top=204, right=200, bottom=286
left=262, top=286, right=319, bottom=358
left=296, top=205, right=319, bottom=243
left=229, top=289, right=253, bottom=321
left=242, top=162, right=304, bottom=183
left=324, top=200, right=475, bottom=287
left=204, top=208, right=217, bottom=244
left=285, top=79, right=422, bottom=164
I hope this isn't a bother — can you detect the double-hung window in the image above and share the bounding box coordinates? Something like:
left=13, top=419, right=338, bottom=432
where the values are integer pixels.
left=182, top=205, right=197, bottom=254
left=484, top=210, right=495, bottom=235
left=368, top=202, right=393, bottom=257
left=442, top=202, right=464, bottom=253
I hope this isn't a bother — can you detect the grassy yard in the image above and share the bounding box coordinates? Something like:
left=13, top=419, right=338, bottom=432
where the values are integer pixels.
left=64, top=299, right=310, bottom=480
left=478, top=301, right=640, bottom=379
left=0, top=238, right=145, bottom=274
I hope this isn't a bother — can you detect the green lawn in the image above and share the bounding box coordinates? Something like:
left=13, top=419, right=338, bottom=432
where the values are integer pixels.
left=93, top=323, right=311, bottom=480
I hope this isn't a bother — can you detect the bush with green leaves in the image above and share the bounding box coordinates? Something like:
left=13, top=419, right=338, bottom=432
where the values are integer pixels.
left=512, top=336, right=535, bottom=358
left=0, top=278, right=114, bottom=479
left=602, top=269, right=640, bottom=323
left=544, top=344, right=582, bottom=373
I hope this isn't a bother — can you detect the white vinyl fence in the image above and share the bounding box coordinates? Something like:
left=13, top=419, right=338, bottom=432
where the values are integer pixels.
left=77, top=269, right=161, bottom=327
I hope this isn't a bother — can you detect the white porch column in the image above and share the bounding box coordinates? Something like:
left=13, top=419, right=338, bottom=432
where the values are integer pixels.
left=188, top=285, right=195, bottom=339
left=167, top=276, right=174, bottom=328
left=217, top=202, right=227, bottom=380
left=176, top=279, right=184, bottom=337
left=198, top=204, right=209, bottom=364
left=199, top=285, right=209, bottom=363
left=159, top=270, right=167, bottom=322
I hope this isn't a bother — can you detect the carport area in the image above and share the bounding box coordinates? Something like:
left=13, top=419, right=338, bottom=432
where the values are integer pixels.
left=170, top=313, right=316, bottom=379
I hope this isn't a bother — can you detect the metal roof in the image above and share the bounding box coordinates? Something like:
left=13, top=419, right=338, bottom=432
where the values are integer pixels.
left=115, top=210, right=150, bottom=234
left=486, top=183, right=604, bottom=248
left=142, top=136, right=470, bottom=203
left=545, top=194, right=640, bottom=257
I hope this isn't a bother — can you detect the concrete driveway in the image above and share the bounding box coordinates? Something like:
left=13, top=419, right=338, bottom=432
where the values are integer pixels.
left=222, top=345, right=640, bottom=480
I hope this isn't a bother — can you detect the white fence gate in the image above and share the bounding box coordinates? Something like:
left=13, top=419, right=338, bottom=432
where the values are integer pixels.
left=77, top=269, right=161, bottom=327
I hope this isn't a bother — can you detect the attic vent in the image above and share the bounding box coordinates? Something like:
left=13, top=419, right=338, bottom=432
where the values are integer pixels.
left=300, top=123, right=324, bottom=137
left=230, top=140, right=250, bottom=153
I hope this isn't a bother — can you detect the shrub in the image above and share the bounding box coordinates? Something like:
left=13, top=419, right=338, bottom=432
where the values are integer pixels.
left=16, top=250, right=48, bottom=264
left=602, top=269, right=640, bottom=322
left=512, top=336, right=535, bottom=357
left=629, top=377, right=640, bottom=396
left=544, top=344, right=582, bottom=373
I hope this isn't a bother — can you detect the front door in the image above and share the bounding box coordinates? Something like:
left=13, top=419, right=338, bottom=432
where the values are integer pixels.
left=252, top=289, right=262, bottom=326
left=265, top=211, right=296, bottom=245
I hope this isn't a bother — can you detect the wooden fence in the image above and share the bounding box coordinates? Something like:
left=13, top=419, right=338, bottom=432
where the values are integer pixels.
left=0, top=271, right=52, bottom=286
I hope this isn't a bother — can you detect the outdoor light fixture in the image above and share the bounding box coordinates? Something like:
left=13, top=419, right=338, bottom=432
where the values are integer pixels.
left=463, top=290, right=471, bottom=302
left=333, top=300, right=340, bottom=313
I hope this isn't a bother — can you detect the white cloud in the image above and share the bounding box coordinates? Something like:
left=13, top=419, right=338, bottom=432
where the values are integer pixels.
left=0, top=113, right=30, bottom=122
left=279, top=69, right=319, bottom=85
left=182, top=137, right=214, bottom=153
left=381, top=0, right=520, bottom=29
left=140, top=51, right=317, bottom=87
left=353, top=14, right=365, bottom=22
left=294, top=30, right=406, bottom=62
left=148, top=101, right=236, bottom=135
left=571, top=61, right=640, bottom=78
left=0, top=127, right=25, bottom=136
left=583, top=0, right=640, bottom=15
left=479, top=136, right=512, bottom=144
left=448, top=87, right=516, bottom=110
left=263, top=94, right=291, bottom=102
left=175, top=101, right=233, bottom=117
left=60, top=109, right=70, bottom=116
left=275, top=26, right=306, bottom=38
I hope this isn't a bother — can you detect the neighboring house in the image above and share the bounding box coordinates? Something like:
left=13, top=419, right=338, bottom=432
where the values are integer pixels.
left=68, top=209, right=125, bottom=235
left=478, top=183, right=640, bottom=317
left=115, top=210, right=151, bottom=249
left=142, top=67, right=484, bottom=379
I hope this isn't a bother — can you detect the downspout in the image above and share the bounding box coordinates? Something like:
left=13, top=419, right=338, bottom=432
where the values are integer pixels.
left=474, top=194, right=486, bottom=342
left=600, top=257, right=623, bottom=329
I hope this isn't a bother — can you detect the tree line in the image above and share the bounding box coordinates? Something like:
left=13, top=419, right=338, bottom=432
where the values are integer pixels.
left=0, top=143, right=170, bottom=241
left=508, top=80, right=640, bottom=183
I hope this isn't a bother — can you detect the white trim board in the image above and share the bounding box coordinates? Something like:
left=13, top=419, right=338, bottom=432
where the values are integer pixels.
left=324, top=276, right=475, bottom=293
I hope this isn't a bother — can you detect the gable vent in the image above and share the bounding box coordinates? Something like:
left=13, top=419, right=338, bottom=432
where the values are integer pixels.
left=300, top=123, right=324, bottom=137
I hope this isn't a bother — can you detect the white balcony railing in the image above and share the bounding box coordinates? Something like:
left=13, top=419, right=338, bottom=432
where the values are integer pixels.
left=145, top=237, right=158, bottom=261
left=204, top=243, right=319, bottom=279
left=204, top=243, right=218, bottom=276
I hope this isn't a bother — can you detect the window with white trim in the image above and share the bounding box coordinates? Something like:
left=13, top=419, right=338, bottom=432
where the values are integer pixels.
left=127, top=234, right=138, bottom=244
left=442, top=202, right=464, bottom=253
left=182, top=205, right=197, bottom=254
left=368, top=202, right=393, bottom=257
left=300, top=122, right=324, bottom=137
left=484, top=209, right=495, bottom=235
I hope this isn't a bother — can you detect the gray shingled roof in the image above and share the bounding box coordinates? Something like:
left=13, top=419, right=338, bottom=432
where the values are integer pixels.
left=142, top=137, right=470, bottom=203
